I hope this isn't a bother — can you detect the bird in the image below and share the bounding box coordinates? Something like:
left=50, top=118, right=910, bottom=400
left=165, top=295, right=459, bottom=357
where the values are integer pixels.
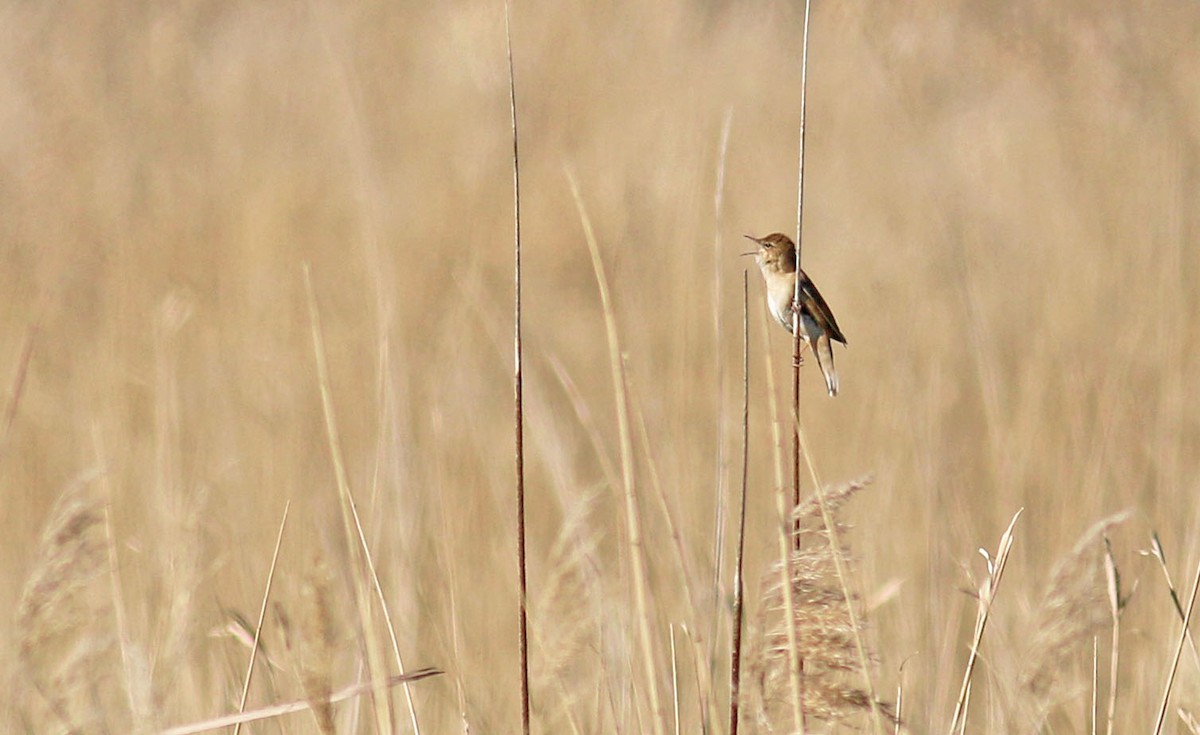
left=744, top=232, right=847, bottom=396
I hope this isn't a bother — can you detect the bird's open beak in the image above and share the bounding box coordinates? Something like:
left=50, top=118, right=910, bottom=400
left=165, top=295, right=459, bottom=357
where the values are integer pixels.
left=741, top=234, right=761, bottom=257
left=739, top=251, right=758, bottom=257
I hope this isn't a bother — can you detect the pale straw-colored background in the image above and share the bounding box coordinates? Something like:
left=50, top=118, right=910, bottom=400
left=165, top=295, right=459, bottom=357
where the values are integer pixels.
left=2, top=0, right=1198, bottom=732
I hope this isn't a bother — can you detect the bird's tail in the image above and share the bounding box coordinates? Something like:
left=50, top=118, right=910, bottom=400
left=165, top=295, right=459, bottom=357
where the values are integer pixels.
left=814, top=334, right=838, bottom=397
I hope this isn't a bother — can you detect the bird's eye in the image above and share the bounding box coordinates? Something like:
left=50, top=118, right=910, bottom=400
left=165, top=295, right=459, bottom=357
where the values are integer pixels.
left=764, top=242, right=773, bottom=248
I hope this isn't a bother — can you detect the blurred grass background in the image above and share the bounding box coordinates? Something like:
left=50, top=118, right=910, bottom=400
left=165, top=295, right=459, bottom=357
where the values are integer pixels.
left=2, top=0, right=1199, bottom=732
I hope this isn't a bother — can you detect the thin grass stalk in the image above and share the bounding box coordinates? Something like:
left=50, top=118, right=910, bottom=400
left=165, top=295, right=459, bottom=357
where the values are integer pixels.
left=357, top=514, right=418, bottom=732
left=626, top=385, right=714, bottom=730
left=595, top=603, right=623, bottom=730
left=1148, top=533, right=1200, bottom=672
left=792, top=412, right=887, bottom=733
left=729, top=272, right=750, bottom=735
left=0, top=317, right=37, bottom=461
left=894, top=659, right=907, bottom=735
left=956, top=680, right=970, bottom=735
left=788, top=6, right=813, bottom=730
left=441, top=516, right=468, bottom=735
left=159, top=670, right=442, bottom=735
left=1152, top=552, right=1200, bottom=735
left=436, top=486, right=471, bottom=735
left=681, top=626, right=710, bottom=734
left=789, top=327, right=801, bottom=528
left=306, top=15, right=426, bottom=724
left=94, top=427, right=141, bottom=728
left=670, top=624, right=681, bottom=735
left=628, top=385, right=703, bottom=623
left=948, top=509, right=1023, bottom=734
left=504, top=5, right=531, bottom=733
left=364, top=353, right=429, bottom=735
left=103, top=503, right=140, bottom=726
left=1091, top=637, right=1099, bottom=735
left=760, top=311, right=805, bottom=735
left=706, top=110, right=735, bottom=734
left=567, top=170, right=666, bottom=735
left=303, top=266, right=394, bottom=734
left=790, top=0, right=812, bottom=534
left=794, top=0, right=811, bottom=265
left=786, top=7, right=884, bottom=722
left=1103, top=537, right=1120, bottom=735
left=304, top=288, right=403, bottom=735
left=233, top=502, right=291, bottom=735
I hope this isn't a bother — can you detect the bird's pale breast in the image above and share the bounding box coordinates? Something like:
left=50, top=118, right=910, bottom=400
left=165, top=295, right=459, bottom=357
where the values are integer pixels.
left=767, top=278, right=822, bottom=341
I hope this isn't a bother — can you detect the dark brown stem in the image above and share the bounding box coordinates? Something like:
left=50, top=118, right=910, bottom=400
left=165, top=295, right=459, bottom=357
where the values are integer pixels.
left=504, top=4, right=530, bottom=733
left=729, top=272, right=750, bottom=735
left=792, top=328, right=802, bottom=545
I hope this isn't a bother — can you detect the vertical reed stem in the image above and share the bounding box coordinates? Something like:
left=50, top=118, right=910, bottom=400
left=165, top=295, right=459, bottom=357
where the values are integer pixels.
left=729, top=272, right=750, bottom=735
left=790, top=0, right=812, bottom=537
left=504, top=4, right=531, bottom=732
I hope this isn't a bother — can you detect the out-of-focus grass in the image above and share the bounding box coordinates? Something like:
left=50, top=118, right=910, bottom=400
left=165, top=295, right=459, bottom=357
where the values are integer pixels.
left=2, top=0, right=1198, bottom=732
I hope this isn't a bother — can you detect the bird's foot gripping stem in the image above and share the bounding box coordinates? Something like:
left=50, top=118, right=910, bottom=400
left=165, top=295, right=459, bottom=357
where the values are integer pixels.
left=791, top=338, right=810, bottom=369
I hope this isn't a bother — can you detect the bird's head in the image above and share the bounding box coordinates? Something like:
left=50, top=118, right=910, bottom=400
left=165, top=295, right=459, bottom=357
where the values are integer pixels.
left=742, top=233, right=797, bottom=273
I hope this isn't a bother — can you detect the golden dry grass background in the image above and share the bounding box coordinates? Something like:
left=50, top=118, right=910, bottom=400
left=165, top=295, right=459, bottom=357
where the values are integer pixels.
left=2, top=0, right=1199, bottom=732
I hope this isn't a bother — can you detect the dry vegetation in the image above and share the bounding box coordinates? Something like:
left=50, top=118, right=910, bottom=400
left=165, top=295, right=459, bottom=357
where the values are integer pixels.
left=2, top=0, right=1199, bottom=732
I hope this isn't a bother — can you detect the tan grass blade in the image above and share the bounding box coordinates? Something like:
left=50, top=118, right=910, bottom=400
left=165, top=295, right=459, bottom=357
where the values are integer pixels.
left=1091, top=637, right=1099, bottom=735
left=949, top=508, right=1023, bottom=734
left=303, top=264, right=395, bottom=733
left=94, top=425, right=149, bottom=730
left=0, top=317, right=38, bottom=462
left=1102, top=536, right=1124, bottom=735
left=895, top=656, right=913, bottom=735
left=627, top=381, right=703, bottom=629
left=158, top=669, right=442, bottom=735
left=793, top=0, right=812, bottom=261
left=1021, top=511, right=1131, bottom=727
left=626, top=368, right=717, bottom=728
left=529, top=490, right=600, bottom=735
left=232, top=501, right=290, bottom=735
left=706, top=106, right=735, bottom=735
left=759, top=309, right=806, bottom=734
left=670, top=624, right=681, bottom=735
left=956, top=680, right=971, bottom=735
left=567, top=168, right=667, bottom=735
left=1145, top=532, right=1200, bottom=672
left=303, top=267, right=429, bottom=729
left=1152, top=552, right=1200, bottom=735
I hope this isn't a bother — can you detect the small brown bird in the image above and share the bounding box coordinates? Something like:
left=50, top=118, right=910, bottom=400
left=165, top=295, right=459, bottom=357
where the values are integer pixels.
left=745, top=233, right=847, bottom=396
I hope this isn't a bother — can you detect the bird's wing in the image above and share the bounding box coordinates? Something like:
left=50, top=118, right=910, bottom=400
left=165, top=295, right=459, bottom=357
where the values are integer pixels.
left=798, top=270, right=847, bottom=345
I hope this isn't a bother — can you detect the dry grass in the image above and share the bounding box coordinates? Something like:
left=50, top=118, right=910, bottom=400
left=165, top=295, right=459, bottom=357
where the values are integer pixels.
left=749, top=478, right=895, bottom=731
left=3, top=0, right=1200, bottom=732
left=15, top=472, right=116, bottom=732
left=1020, top=513, right=1130, bottom=729
left=277, top=551, right=338, bottom=735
